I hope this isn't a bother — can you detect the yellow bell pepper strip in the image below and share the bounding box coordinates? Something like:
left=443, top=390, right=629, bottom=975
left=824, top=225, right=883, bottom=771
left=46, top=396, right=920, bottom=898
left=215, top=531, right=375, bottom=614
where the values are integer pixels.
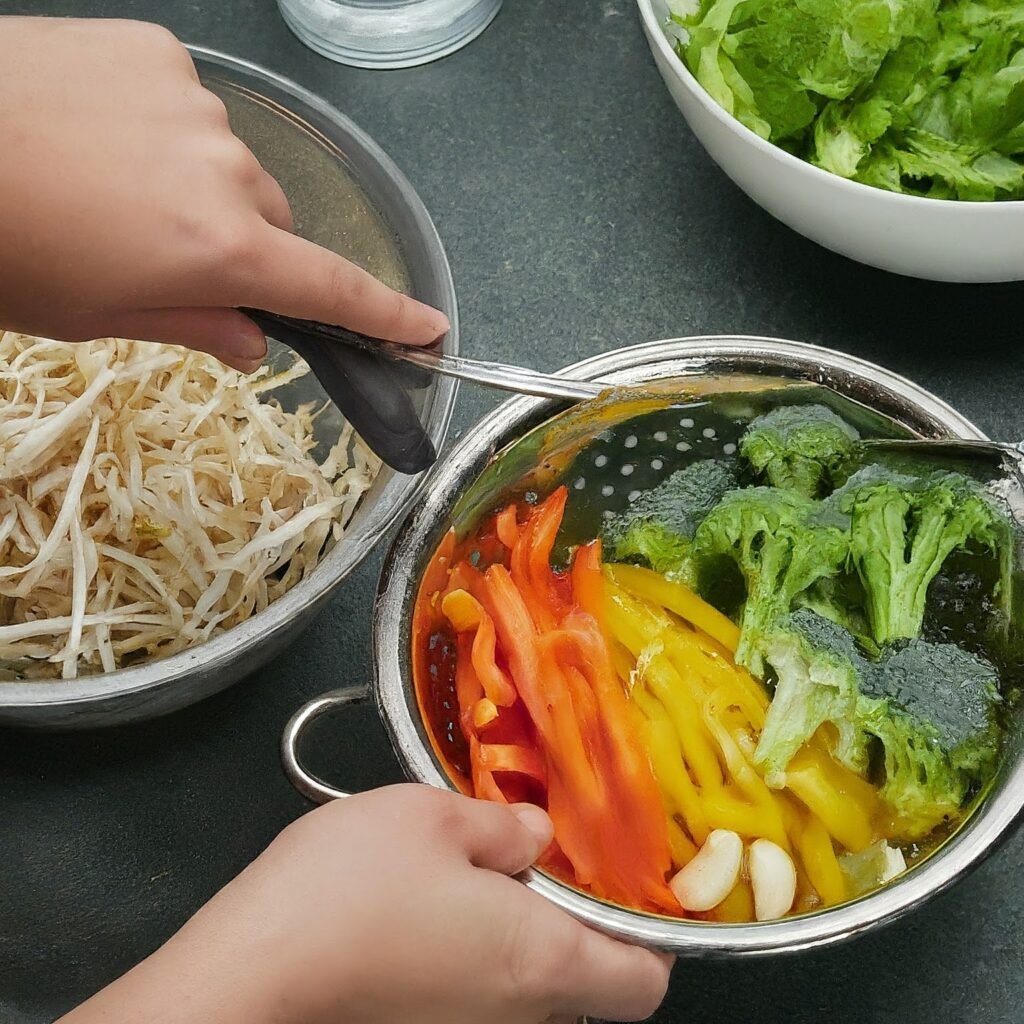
left=604, top=585, right=725, bottom=792
left=710, top=878, right=756, bottom=923
left=784, top=746, right=877, bottom=852
left=472, top=698, right=499, bottom=730
left=702, top=688, right=790, bottom=850
left=666, top=815, right=699, bottom=865
left=607, top=557, right=891, bottom=905
left=631, top=683, right=711, bottom=846
left=605, top=562, right=741, bottom=652
left=795, top=811, right=846, bottom=907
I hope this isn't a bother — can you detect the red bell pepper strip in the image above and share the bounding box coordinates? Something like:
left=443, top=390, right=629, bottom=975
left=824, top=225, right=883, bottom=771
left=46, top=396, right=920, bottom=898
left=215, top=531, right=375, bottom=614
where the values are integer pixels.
left=510, top=488, right=570, bottom=631
left=422, top=490, right=680, bottom=915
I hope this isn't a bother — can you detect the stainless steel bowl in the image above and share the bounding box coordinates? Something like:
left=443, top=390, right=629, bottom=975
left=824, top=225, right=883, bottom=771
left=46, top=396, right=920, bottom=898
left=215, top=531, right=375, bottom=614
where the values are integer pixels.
left=283, top=337, right=1024, bottom=956
left=0, top=50, right=458, bottom=730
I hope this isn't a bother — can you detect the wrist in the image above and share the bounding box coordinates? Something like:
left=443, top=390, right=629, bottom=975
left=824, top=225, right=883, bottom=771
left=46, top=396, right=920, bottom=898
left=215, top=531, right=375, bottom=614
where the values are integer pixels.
left=56, top=913, right=305, bottom=1024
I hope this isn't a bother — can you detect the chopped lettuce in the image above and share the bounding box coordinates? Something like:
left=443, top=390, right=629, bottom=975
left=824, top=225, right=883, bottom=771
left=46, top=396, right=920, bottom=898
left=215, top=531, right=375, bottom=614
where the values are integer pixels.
left=670, top=0, right=1024, bottom=200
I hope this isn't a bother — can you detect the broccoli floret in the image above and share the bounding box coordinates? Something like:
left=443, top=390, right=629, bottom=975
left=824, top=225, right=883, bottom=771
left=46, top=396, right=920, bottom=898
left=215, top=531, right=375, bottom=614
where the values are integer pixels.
left=603, top=459, right=738, bottom=586
left=754, top=609, right=873, bottom=782
left=740, top=404, right=860, bottom=498
left=794, top=575, right=874, bottom=649
left=754, top=610, right=1004, bottom=840
left=829, top=466, right=1012, bottom=646
left=693, top=488, right=849, bottom=674
left=860, top=639, right=1002, bottom=837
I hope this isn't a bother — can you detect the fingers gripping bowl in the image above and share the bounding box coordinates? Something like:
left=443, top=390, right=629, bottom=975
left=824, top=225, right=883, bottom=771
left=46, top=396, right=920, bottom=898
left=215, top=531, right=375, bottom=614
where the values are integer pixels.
left=284, top=337, right=1024, bottom=955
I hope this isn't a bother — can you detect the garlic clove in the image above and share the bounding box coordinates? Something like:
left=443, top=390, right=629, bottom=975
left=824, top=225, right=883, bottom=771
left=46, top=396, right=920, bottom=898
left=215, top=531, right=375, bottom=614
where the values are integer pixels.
left=749, top=838, right=797, bottom=922
left=669, top=829, right=743, bottom=912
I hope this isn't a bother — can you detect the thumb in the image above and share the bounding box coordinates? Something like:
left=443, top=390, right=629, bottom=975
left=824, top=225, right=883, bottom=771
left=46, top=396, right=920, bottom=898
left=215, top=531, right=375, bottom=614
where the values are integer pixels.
left=456, top=799, right=554, bottom=876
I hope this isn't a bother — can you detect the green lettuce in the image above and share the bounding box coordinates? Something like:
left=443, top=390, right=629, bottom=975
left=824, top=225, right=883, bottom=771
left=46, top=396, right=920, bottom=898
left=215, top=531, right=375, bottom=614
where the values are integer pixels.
left=670, top=0, right=1024, bottom=199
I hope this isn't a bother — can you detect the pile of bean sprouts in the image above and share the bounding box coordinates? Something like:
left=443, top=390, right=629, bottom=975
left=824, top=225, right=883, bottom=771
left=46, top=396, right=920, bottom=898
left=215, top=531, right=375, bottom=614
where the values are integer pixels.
left=0, top=333, right=379, bottom=680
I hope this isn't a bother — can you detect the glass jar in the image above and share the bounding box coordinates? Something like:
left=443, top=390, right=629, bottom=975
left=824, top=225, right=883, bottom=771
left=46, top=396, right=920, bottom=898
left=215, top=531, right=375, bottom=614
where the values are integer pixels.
left=277, top=0, right=503, bottom=69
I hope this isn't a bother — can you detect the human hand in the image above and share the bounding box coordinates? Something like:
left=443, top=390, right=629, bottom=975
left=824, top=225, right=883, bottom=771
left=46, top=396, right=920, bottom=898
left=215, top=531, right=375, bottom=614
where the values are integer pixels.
left=60, top=785, right=670, bottom=1024
left=0, top=18, right=448, bottom=372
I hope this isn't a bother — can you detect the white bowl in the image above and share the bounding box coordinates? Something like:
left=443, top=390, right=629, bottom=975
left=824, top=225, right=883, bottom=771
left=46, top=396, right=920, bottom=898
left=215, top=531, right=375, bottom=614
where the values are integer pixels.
left=636, top=0, right=1024, bottom=283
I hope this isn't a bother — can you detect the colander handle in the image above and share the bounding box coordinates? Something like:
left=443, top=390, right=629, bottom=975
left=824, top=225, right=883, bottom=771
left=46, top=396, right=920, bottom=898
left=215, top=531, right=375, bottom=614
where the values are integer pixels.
left=280, top=684, right=372, bottom=802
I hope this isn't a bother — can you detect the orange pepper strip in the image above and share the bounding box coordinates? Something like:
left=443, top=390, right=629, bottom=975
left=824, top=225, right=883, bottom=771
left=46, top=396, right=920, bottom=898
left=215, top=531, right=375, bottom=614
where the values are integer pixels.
left=475, top=743, right=547, bottom=783
left=486, top=563, right=630, bottom=903
left=454, top=635, right=499, bottom=800
left=454, top=634, right=484, bottom=728
left=496, top=505, right=520, bottom=550
left=441, top=590, right=517, bottom=708
left=437, top=492, right=680, bottom=914
left=567, top=542, right=678, bottom=912
left=454, top=634, right=543, bottom=804
left=545, top=767, right=603, bottom=890
left=510, top=488, right=571, bottom=631
left=469, top=741, right=508, bottom=804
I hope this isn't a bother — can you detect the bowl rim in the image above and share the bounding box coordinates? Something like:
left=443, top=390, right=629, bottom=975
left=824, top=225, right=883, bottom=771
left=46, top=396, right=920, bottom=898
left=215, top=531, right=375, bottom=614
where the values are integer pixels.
left=374, top=335, right=1024, bottom=955
left=635, top=0, right=1024, bottom=212
left=0, top=46, right=459, bottom=717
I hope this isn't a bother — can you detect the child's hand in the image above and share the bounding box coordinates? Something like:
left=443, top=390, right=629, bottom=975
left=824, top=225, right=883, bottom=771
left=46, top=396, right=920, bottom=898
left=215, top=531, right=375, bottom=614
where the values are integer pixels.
left=0, top=18, right=449, bottom=371
left=60, top=786, right=671, bottom=1024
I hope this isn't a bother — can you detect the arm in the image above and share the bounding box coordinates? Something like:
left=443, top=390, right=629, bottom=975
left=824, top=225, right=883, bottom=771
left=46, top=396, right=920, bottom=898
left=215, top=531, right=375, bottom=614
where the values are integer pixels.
left=58, top=786, right=670, bottom=1024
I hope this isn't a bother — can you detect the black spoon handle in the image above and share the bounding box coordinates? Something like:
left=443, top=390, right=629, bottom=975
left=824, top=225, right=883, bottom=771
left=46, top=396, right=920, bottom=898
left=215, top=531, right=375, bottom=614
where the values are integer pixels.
left=243, top=309, right=437, bottom=475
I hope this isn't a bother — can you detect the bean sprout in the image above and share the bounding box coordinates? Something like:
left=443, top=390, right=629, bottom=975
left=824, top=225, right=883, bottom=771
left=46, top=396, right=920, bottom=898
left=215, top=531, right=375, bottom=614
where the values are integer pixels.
left=0, top=333, right=379, bottom=680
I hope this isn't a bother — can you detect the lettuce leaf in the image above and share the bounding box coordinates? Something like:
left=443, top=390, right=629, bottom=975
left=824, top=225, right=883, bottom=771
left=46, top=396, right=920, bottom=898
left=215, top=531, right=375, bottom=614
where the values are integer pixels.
left=671, top=0, right=1024, bottom=199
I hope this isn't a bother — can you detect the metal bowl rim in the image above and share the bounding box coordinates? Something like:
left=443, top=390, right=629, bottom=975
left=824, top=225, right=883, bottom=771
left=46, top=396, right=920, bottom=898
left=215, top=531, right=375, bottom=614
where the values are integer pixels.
left=0, top=46, right=459, bottom=713
left=372, top=334, right=1024, bottom=955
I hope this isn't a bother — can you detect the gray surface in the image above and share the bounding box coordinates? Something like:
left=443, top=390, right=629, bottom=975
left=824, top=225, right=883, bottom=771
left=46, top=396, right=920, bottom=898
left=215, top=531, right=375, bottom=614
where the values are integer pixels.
left=0, top=1, right=1022, bottom=1022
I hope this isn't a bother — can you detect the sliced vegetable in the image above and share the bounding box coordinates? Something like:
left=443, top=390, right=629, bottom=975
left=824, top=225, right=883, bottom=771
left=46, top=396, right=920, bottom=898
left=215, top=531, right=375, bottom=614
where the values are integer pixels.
left=416, top=488, right=678, bottom=914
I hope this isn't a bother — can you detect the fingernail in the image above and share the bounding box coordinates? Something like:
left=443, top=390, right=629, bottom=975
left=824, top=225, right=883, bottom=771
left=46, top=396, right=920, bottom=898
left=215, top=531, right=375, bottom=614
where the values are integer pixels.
left=510, top=803, right=554, bottom=848
left=428, top=310, right=450, bottom=339
left=233, top=356, right=265, bottom=375
left=233, top=332, right=268, bottom=361
left=225, top=321, right=268, bottom=362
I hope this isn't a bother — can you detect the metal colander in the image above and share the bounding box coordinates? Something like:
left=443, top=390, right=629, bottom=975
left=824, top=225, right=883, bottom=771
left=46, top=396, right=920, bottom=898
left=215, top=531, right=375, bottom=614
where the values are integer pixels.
left=284, top=336, right=1024, bottom=958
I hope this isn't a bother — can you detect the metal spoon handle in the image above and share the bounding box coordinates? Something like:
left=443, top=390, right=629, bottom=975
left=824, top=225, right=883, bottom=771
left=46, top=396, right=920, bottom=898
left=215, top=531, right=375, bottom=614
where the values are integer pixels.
left=382, top=343, right=606, bottom=401
left=242, top=309, right=606, bottom=403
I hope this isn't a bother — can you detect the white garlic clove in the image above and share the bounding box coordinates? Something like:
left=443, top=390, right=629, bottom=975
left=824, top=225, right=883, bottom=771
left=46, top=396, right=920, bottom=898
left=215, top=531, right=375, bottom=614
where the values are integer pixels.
left=669, top=829, right=743, bottom=912
left=749, top=838, right=797, bottom=922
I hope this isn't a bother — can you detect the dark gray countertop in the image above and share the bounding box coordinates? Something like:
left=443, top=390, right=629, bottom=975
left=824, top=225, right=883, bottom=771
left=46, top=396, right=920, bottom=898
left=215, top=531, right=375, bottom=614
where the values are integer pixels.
left=1, top=2, right=1022, bottom=1022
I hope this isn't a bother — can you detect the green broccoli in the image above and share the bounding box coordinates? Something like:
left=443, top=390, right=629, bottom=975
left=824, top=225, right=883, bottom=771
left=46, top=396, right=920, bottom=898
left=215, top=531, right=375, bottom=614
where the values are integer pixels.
left=602, top=459, right=738, bottom=586
left=860, top=638, right=1003, bottom=837
left=693, top=488, right=849, bottom=673
left=754, top=608, right=873, bottom=782
left=739, top=404, right=861, bottom=498
left=829, top=466, right=1012, bottom=646
left=754, top=609, right=1004, bottom=840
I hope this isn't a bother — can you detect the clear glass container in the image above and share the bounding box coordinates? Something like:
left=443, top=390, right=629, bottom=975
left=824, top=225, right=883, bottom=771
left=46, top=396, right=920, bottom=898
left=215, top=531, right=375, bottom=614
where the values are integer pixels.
left=277, top=0, right=502, bottom=69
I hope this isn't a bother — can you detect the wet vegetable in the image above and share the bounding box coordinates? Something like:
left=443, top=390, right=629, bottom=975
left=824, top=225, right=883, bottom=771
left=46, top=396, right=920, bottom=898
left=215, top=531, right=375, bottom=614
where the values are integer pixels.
left=413, top=402, right=1015, bottom=922
left=667, top=0, right=1024, bottom=200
